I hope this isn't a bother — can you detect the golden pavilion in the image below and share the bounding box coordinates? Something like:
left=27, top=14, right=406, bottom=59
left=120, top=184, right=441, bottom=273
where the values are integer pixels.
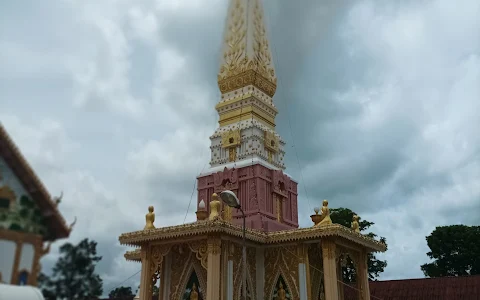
left=119, top=0, right=386, bottom=299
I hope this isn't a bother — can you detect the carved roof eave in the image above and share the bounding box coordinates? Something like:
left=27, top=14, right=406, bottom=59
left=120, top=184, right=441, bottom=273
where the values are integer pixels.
left=124, top=249, right=141, bottom=262
left=0, top=123, right=70, bottom=240
left=118, top=221, right=386, bottom=253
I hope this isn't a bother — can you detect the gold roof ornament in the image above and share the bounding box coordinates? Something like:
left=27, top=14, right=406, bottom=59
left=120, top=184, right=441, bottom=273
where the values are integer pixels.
left=314, top=200, right=333, bottom=227
left=209, top=193, right=222, bottom=221
left=218, top=0, right=277, bottom=97
left=144, top=206, right=156, bottom=230
left=351, top=214, right=360, bottom=233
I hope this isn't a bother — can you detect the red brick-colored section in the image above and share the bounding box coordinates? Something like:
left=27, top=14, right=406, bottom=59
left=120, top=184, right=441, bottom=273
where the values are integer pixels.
left=343, top=275, right=480, bottom=300
left=196, top=164, right=298, bottom=232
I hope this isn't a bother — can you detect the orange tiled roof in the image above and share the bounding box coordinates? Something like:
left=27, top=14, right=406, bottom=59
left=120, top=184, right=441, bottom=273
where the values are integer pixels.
left=0, top=123, right=70, bottom=240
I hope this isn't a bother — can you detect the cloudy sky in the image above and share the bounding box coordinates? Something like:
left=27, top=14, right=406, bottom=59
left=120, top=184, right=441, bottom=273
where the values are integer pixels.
left=1, top=0, right=479, bottom=295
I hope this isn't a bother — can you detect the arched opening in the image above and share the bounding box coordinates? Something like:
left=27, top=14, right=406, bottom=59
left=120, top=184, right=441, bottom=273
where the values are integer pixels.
left=229, top=137, right=234, bottom=144
left=272, top=275, right=291, bottom=299
left=337, top=253, right=359, bottom=300
left=182, top=271, right=203, bottom=300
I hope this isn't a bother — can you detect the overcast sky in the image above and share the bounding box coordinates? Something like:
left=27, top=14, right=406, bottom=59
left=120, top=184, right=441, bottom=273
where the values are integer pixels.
left=1, top=0, right=479, bottom=295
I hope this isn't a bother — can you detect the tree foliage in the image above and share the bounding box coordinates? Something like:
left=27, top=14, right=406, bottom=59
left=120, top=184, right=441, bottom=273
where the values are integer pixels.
left=330, top=207, right=388, bottom=283
left=421, top=225, right=480, bottom=277
left=38, top=238, right=103, bottom=300
left=109, top=286, right=134, bottom=299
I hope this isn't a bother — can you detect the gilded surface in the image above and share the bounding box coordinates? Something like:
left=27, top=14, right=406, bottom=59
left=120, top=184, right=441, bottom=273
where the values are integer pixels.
left=207, top=237, right=222, bottom=255
left=170, top=249, right=207, bottom=300
left=150, top=244, right=172, bottom=285
left=119, top=221, right=387, bottom=253
left=264, top=130, right=279, bottom=153
left=189, top=239, right=209, bottom=270
left=252, top=0, right=276, bottom=82
left=221, top=129, right=241, bottom=149
left=218, top=0, right=248, bottom=80
left=321, top=240, right=336, bottom=260
left=232, top=243, right=243, bottom=299
left=264, top=247, right=299, bottom=299
left=217, top=0, right=277, bottom=97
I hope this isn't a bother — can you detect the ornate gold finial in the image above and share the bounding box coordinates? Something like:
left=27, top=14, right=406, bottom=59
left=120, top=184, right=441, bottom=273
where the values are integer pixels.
left=314, top=199, right=332, bottom=227
left=209, top=193, right=222, bottom=221
left=217, top=0, right=277, bottom=97
left=144, top=206, right=155, bottom=230
left=351, top=214, right=360, bottom=233
left=310, top=207, right=322, bottom=226
left=196, top=200, right=208, bottom=221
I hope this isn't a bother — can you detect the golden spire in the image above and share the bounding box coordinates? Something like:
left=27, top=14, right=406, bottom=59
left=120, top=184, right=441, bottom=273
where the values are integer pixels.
left=218, top=0, right=277, bottom=97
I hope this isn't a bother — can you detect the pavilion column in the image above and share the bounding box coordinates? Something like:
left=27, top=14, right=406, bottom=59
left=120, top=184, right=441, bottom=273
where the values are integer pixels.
left=226, top=242, right=234, bottom=300
left=297, top=244, right=310, bottom=300
left=139, top=245, right=152, bottom=300
left=356, top=251, right=370, bottom=300
left=206, top=237, right=222, bottom=300
left=159, top=252, right=172, bottom=300
left=321, top=240, right=339, bottom=300
left=256, top=247, right=265, bottom=300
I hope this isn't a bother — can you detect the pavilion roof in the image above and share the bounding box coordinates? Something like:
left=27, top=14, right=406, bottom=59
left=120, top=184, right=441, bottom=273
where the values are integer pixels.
left=118, top=220, right=386, bottom=253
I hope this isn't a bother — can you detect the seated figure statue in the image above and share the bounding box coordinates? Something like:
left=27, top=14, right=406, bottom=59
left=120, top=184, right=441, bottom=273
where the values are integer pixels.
left=315, top=200, right=332, bottom=227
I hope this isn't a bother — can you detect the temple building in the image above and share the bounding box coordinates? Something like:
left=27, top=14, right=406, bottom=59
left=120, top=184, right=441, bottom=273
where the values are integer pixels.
left=119, top=0, right=386, bottom=299
left=0, top=124, right=74, bottom=287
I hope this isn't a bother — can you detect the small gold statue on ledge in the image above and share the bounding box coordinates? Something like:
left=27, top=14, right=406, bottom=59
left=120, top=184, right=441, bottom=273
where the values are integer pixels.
left=351, top=214, right=360, bottom=233
left=144, top=206, right=156, bottom=230
left=209, top=193, right=221, bottom=221
left=314, top=200, right=332, bottom=227
left=190, top=282, right=199, bottom=300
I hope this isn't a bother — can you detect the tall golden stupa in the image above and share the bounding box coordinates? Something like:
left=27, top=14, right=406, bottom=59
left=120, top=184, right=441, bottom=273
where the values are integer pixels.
left=119, top=1, right=386, bottom=299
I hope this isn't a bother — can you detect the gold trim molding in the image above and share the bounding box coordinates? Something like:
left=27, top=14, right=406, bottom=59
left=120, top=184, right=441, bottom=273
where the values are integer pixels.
left=218, top=69, right=276, bottom=97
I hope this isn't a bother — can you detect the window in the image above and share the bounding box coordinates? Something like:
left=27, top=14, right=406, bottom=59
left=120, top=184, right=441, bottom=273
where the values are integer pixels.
left=0, top=197, right=10, bottom=209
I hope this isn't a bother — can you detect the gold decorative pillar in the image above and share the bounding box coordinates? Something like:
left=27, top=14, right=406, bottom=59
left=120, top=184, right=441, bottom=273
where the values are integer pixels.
left=206, top=237, right=222, bottom=300
left=139, top=246, right=152, bottom=300
left=321, top=240, right=338, bottom=300
left=356, top=251, right=370, bottom=300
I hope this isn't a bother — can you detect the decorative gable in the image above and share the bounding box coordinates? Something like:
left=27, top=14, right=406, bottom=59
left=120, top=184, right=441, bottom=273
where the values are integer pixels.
left=0, top=157, right=49, bottom=238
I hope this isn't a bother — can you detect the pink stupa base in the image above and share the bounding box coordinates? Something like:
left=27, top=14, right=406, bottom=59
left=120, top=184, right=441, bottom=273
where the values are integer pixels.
left=197, top=163, right=298, bottom=232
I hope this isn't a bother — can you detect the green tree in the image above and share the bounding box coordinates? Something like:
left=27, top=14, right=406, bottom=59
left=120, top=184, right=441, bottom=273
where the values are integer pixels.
left=136, top=285, right=159, bottom=296
left=109, top=286, right=134, bottom=299
left=38, top=238, right=103, bottom=300
left=330, top=207, right=388, bottom=283
left=421, top=225, right=480, bottom=277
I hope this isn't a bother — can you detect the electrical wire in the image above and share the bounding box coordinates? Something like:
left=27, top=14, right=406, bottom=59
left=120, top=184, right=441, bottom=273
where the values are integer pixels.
left=104, top=269, right=141, bottom=295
